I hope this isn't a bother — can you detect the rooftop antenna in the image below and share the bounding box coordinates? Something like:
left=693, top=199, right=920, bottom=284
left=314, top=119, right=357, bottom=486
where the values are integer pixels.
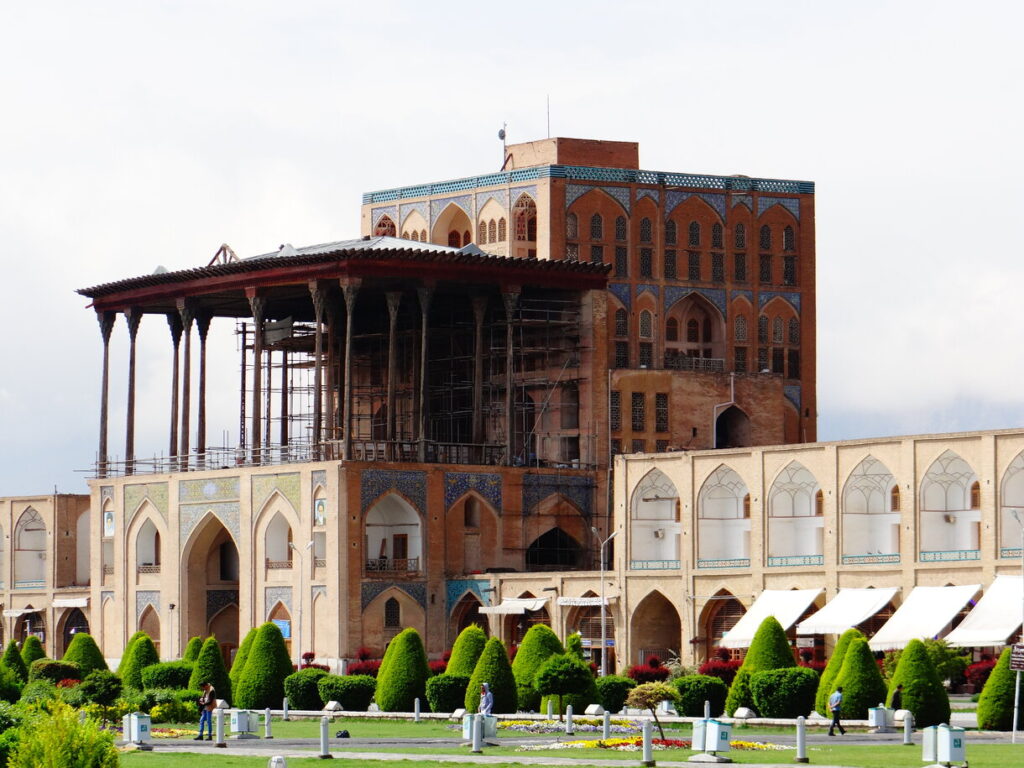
left=498, top=123, right=510, bottom=170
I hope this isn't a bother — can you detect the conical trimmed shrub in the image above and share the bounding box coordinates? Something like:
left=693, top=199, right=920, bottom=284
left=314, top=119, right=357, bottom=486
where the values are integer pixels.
left=121, top=634, right=159, bottom=690
left=888, top=638, right=950, bottom=727
left=565, top=632, right=585, bottom=660
left=20, top=636, right=45, bottom=669
left=816, top=628, right=864, bottom=717
left=511, top=624, right=564, bottom=711
left=182, top=636, right=204, bottom=663
left=229, top=626, right=258, bottom=692
left=446, top=625, right=487, bottom=678
left=235, top=623, right=293, bottom=709
left=1, top=640, right=28, bottom=682
left=466, top=637, right=517, bottom=713
left=188, top=636, right=232, bottom=705
left=977, top=646, right=1015, bottom=730
left=116, top=631, right=147, bottom=677
left=834, top=637, right=887, bottom=719
left=62, top=633, right=108, bottom=678
left=535, top=653, right=595, bottom=718
left=375, top=628, right=430, bottom=712
left=725, top=616, right=795, bottom=715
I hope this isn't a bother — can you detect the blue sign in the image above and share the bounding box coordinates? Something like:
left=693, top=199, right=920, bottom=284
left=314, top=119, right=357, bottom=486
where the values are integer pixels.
left=272, top=619, right=291, bottom=639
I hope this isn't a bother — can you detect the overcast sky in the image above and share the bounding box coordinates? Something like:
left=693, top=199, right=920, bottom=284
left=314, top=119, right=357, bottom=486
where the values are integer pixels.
left=1, top=1, right=1021, bottom=494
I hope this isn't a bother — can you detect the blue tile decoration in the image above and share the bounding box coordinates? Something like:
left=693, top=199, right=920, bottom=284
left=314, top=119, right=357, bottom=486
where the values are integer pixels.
left=265, top=586, right=292, bottom=619
left=251, top=473, right=301, bottom=522
left=474, top=189, right=508, bottom=214
left=509, top=185, right=538, bottom=206
left=757, top=196, right=801, bottom=221
left=665, top=191, right=727, bottom=221
left=312, top=470, right=326, bottom=491
left=179, top=476, right=239, bottom=503
left=637, top=283, right=659, bottom=300
left=101, top=590, right=114, bottom=604
left=360, top=470, right=427, bottom=515
left=206, top=589, right=239, bottom=621
left=430, top=194, right=473, bottom=220
left=731, top=194, right=754, bottom=211
left=784, top=385, right=802, bottom=410
left=522, top=473, right=595, bottom=517
left=124, top=483, right=169, bottom=527
left=371, top=206, right=398, bottom=227
left=664, top=286, right=728, bottom=318
left=758, top=291, right=801, bottom=313
left=565, top=184, right=631, bottom=214
left=179, top=501, right=240, bottom=546
left=446, top=579, right=489, bottom=612
left=444, top=472, right=502, bottom=512
left=636, top=188, right=660, bottom=205
left=731, top=289, right=753, bottom=304
left=398, top=201, right=429, bottom=229
left=608, top=283, right=631, bottom=310
left=361, top=581, right=427, bottom=611
left=136, top=590, right=160, bottom=621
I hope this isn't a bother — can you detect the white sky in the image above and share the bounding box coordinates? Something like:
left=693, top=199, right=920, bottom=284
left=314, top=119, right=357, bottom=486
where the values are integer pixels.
left=1, top=1, right=1022, bottom=494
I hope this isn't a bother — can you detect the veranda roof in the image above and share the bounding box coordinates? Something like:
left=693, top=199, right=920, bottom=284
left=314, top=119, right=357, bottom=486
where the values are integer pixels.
left=868, top=584, right=981, bottom=651
left=478, top=597, right=549, bottom=615
left=795, top=587, right=898, bottom=635
left=944, top=575, right=1024, bottom=647
left=719, top=589, right=823, bottom=648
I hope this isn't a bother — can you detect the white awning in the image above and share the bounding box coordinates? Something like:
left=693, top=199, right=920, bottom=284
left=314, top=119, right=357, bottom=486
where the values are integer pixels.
left=945, top=575, right=1023, bottom=647
left=478, top=597, right=549, bottom=615
left=796, top=587, right=898, bottom=635
left=53, top=597, right=89, bottom=608
left=719, top=589, right=823, bottom=648
left=556, top=596, right=618, bottom=607
left=1, top=608, right=39, bottom=618
left=868, top=584, right=981, bottom=651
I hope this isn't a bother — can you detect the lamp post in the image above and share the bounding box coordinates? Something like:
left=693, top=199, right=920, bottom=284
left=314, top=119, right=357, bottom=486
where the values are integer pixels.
left=1011, top=510, right=1024, bottom=744
left=592, top=527, right=619, bottom=677
left=288, top=540, right=314, bottom=671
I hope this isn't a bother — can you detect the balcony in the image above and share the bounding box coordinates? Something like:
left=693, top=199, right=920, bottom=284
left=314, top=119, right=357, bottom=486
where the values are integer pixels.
left=13, top=580, right=45, bottom=589
left=137, top=564, right=161, bottom=574
left=663, top=355, right=725, bottom=373
left=629, top=559, right=681, bottom=570
left=920, top=549, right=980, bottom=563
left=767, top=555, right=824, bottom=567
left=842, top=553, right=900, bottom=566
left=266, top=559, right=293, bottom=570
left=1001, top=547, right=1023, bottom=559
left=697, top=558, right=751, bottom=569
left=365, top=557, right=419, bottom=575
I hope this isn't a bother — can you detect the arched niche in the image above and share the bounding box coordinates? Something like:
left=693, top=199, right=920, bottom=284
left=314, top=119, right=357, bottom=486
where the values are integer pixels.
left=841, top=456, right=900, bottom=559
left=181, top=514, right=240, bottom=650
left=57, top=607, right=90, bottom=657
left=431, top=203, right=472, bottom=248
left=697, top=465, right=750, bottom=565
left=920, top=450, right=980, bottom=555
left=664, top=293, right=726, bottom=365
left=564, top=590, right=617, bottom=671
left=525, top=527, right=582, bottom=570
left=365, top=493, right=422, bottom=575
left=362, top=587, right=425, bottom=656
left=629, top=590, right=680, bottom=666
left=768, top=461, right=824, bottom=563
left=449, top=592, right=488, bottom=644
left=446, top=492, right=500, bottom=575
left=139, top=604, right=161, bottom=655
left=697, top=590, right=745, bottom=661
left=1001, top=452, right=1024, bottom=551
left=14, top=508, right=46, bottom=587
left=629, top=469, right=681, bottom=567
left=715, top=406, right=751, bottom=449
left=75, top=509, right=91, bottom=586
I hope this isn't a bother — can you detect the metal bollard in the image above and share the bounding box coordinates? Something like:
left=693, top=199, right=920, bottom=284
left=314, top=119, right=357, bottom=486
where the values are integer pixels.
left=565, top=704, right=574, bottom=735
left=215, top=708, right=226, bottom=748
left=795, top=715, right=808, bottom=763
left=704, top=699, right=711, bottom=719
left=547, top=698, right=554, bottom=719
left=414, top=697, right=421, bottom=723
left=318, top=716, right=332, bottom=759
left=268, top=758, right=287, bottom=768
left=641, top=719, right=654, bottom=766
left=471, top=713, right=483, bottom=753
left=903, top=712, right=914, bottom=745
left=602, top=710, right=611, bottom=740
left=283, top=697, right=290, bottom=721
left=265, top=708, right=273, bottom=739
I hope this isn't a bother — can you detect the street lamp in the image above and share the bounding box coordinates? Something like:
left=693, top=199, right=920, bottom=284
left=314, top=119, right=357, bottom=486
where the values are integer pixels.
left=289, top=540, right=314, bottom=671
left=591, top=526, right=619, bottom=677
left=1010, top=509, right=1024, bottom=744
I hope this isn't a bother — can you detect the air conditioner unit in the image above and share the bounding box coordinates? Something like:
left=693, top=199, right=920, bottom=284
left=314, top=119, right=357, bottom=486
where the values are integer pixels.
left=944, top=514, right=956, bottom=524
left=653, top=529, right=665, bottom=539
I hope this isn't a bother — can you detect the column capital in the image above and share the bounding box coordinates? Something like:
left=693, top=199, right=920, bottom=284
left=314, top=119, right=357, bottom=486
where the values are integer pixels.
left=248, top=295, right=267, bottom=322
left=386, top=291, right=403, bottom=321
left=341, top=281, right=360, bottom=311
left=177, top=297, right=198, bottom=328
left=166, top=311, right=183, bottom=343
left=416, top=285, right=433, bottom=314
left=124, top=307, right=143, bottom=339
left=471, top=295, right=488, bottom=322
left=309, top=283, right=328, bottom=320
left=96, top=310, right=116, bottom=343
left=502, top=290, right=519, bottom=317
left=195, top=311, right=212, bottom=341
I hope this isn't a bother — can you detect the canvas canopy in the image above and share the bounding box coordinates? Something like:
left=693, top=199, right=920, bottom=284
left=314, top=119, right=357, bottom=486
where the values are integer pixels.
left=944, top=574, right=1023, bottom=647
left=868, top=584, right=981, bottom=651
left=719, top=588, right=823, bottom=648
left=795, top=587, right=898, bottom=635
left=478, top=597, right=549, bottom=615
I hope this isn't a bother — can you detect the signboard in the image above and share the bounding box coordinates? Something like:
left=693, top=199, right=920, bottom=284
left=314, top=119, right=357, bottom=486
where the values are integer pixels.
left=272, top=619, right=291, bottom=639
left=1010, top=643, right=1024, bottom=672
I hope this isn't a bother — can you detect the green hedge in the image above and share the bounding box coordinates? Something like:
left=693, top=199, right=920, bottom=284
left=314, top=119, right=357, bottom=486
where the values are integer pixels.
left=834, top=637, right=887, bottom=719
left=596, top=675, right=636, bottom=714
left=116, top=632, right=147, bottom=677
left=510, top=624, right=563, bottom=711
left=816, top=628, right=864, bottom=717
left=317, top=675, right=376, bottom=711
left=188, top=637, right=232, bottom=706
left=284, top=668, right=329, bottom=710
left=29, top=659, right=81, bottom=684
left=673, top=674, right=728, bottom=717
left=1, top=640, right=27, bottom=682
left=466, top=637, right=517, bottom=713
left=234, top=623, right=291, bottom=709
left=141, top=661, right=194, bottom=690
left=535, top=653, right=595, bottom=716
left=229, top=627, right=258, bottom=693
left=20, top=636, right=45, bottom=670
left=182, top=637, right=204, bottom=663
left=446, top=625, right=487, bottom=678
left=375, top=628, right=430, bottom=712
left=62, top=633, right=108, bottom=678
left=977, top=646, right=1015, bottom=730
left=120, top=634, right=159, bottom=690
left=425, top=674, right=469, bottom=713
left=750, top=667, right=818, bottom=717
left=0, top=666, right=21, bottom=704
left=888, top=638, right=950, bottom=727
left=725, top=616, right=795, bottom=716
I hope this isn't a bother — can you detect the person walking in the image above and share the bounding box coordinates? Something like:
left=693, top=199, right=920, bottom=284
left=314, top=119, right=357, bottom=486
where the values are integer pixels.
left=478, top=682, right=494, bottom=716
left=196, top=681, right=216, bottom=741
left=890, top=683, right=904, bottom=711
left=827, top=685, right=846, bottom=736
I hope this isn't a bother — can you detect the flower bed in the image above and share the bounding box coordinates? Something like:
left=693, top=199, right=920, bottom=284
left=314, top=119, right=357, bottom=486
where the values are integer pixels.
left=497, top=718, right=637, bottom=735
left=516, top=737, right=789, bottom=752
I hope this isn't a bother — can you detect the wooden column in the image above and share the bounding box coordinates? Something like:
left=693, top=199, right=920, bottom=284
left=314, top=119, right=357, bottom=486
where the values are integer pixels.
left=325, top=300, right=338, bottom=449
left=385, top=291, right=402, bottom=458
left=178, top=299, right=196, bottom=470
left=280, top=349, right=289, bottom=449
left=196, top=312, right=212, bottom=464
left=503, top=290, right=519, bottom=466
left=310, top=284, right=327, bottom=456
left=166, top=313, right=182, bottom=460
left=416, top=285, right=433, bottom=463
left=124, top=307, right=142, bottom=475
left=96, top=311, right=116, bottom=477
left=471, top=296, right=487, bottom=448
left=248, top=295, right=267, bottom=464
left=341, top=282, right=360, bottom=461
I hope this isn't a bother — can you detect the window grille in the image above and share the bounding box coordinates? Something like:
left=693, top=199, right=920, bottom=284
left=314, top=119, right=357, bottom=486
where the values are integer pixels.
left=498, top=218, right=506, bottom=241
left=735, top=315, right=748, bottom=342
left=772, top=347, right=785, bottom=374
left=664, top=249, right=677, bottom=279
left=788, top=318, right=800, bottom=344
left=614, top=341, right=629, bottom=368
left=384, top=597, right=401, bottom=628
left=631, top=392, right=645, bottom=432
left=784, top=225, right=795, bottom=251
left=666, top=317, right=679, bottom=341
left=788, top=349, right=800, bottom=378
left=488, top=219, right=496, bottom=243
left=688, top=252, right=701, bottom=281
left=640, top=248, right=653, bottom=277
left=639, top=310, right=653, bottom=338
left=784, top=255, right=797, bottom=285
left=632, top=439, right=646, bottom=453
left=734, top=253, right=747, bottom=282
left=478, top=221, right=486, bottom=242
left=566, top=212, right=578, bottom=239
left=374, top=216, right=396, bottom=237
left=639, top=342, right=653, bottom=367
left=514, top=196, right=536, bottom=241
left=759, top=253, right=772, bottom=283
left=615, top=246, right=628, bottom=277
left=757, top=315, right=768, bottom=343
left=615, top=216, right=627, bottom=241
left=712, top=253, right=724, bottom=283
left=591, top=244, right=604, bottom=263
left=688, top=221, right=700, bottom=246
left=712, top=222, right=723, bottom=248
left=772, top=317, right=784, bottom=344
left=610, top=391, right=621, bottom=431
left=565, top=243, right=579, bottom=262
left=734, top=223, right=746, bottom=249
left=640, top=217, right=653, bottom=243
left=665, top=220, right=677, bottom=244
left=890, top=486, right=901, bottom=512
left=615, top=308, right=628, bottom=337
left=759, top=225, right=772, bottom=250
left=758, top=346, right=768, bottom=371
left=734, top=347, right=747, bottom=373
left=590, top=213, right=603, bottom=240
left=656, top=393, right=669, bottom=432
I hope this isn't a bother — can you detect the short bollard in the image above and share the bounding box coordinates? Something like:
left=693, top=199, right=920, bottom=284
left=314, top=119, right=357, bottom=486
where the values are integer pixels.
left=318, top=716, right=332, bottom=759
left=641, top=719, right=654, bottom=767
left=269, top=758, right=287, bottom=768
left=547, top=699, right=554, bottom=719
left=903, top=712, right=914, bottom=746
left=795, top=715, right=808, bottom=763
left=565, top=704, right=574, bottom=735
left=704, top=699, right=711, bottom=719
left=471, top=713, right=483, bottom=753
left=414, top=697, right=421, bottom=723
left=283, top=698, right=290, bottom=721
left=602, top=710, right=611, bottom=740
left=264, top=708, right=273, bottom=739
left=215, top=708, right=226, bottom=748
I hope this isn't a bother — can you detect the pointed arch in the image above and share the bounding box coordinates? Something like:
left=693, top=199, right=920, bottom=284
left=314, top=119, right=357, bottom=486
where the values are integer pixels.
left=1000, top=451, right=1024, bottom=551
left=697, top=464, right=751, bottom=564
left=56, top=607, right=90, bottom=657
left=374, top=215, right=396, bottom=237
left=567, top=186, right=629, bottom=218
left=629, top=468, right=681, bottom=567
left=629, top=590, right=681, bottom=666
left=842, top=456, right=901, bottom=559
left=768, top=461, right=824, bottom=562
left=365, top=492, right=422, bottom=574
left=430, top=202, right=472, bottom=247
left=402, top=208, right=428, bottom=238
left=525, top=527, right=583, bottom=570
left=512, top=193, right=537, bottom=243
left=208, top=602, right=239, bottom=667
left=139, top=603, right=161, bottom=653
left=920, top=449, right=981, bottom=555
left=14, top=507, right=46, bottom=586
left=181, top=513, right=239, bottom=650
left=698, top=589, right=746, bottom=661
left=664, top=291, right=727, bottom=363
left=363, top=586, right=426, bottom=654
left=446, top=490, right=500, bottom=575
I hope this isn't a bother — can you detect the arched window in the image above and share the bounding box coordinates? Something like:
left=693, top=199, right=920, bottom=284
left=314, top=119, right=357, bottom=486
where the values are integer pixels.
left=688, top=221, right=700, bottom=246
left=734, top=315, right=748, bottom=342
left=788, top=318, right=800, bottom=344
left=735, top=223, right=746, bottom=249
left=488, top=219, right=496, bottom=243
left=666, top=317, right=679, bottom=341
left=420, top=229, right=427, bottom=241
left=478, top=220, right=487, bottom=242
left=384, top=597, right=401, bottom=629
left=615, top=216, right=627, bottom=241
left=890, top=485, right=901, bottom=512
left=463, top=230, right=471, bottom=245
left=639, top=217, right=652, bottom=243
left=514, top=196, right=537, bottom=241
left=772, top=317, right=784, bottom=343
left=639, top=310, right=653, bottom=338
left=401, top=230, right=409, bottom=239
left=970, top=481, right=981, bottom=509
left=687, top=319, right=699, bottom=343
left=665, top=220, right=677, bottom=244
left=757, top=315, right=768, bottom=343
left=815, top=489, right=824, bottom=516
left=614, top=308, right=628, bottom=337
left=590, top=213, right=603, bottom=240
left=566, top=212, right=578, bottom=239
left=783, top=225, right=795, bottom=251
left=759, top=225, right=772, bottom=250
left=410, top=230, right=419, bottom=242
left=497, top=219, right=506, bottom=241
left=374, top=215, right=396, bottom=237
left=448, top=230, right=461, bottom=247
left=712, top=222, right=723, bottom=249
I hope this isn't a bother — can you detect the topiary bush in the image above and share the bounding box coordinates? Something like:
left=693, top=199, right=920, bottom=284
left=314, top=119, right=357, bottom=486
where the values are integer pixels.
left=0, top=665, right=21, bottom=703
left=446, top=625, right=487, bottom=678
left=182, top=637, right=204, bottom=663
left=317, top=675, right=376, bottom=711
left=888, top=638, right=950, bottom=727
left=534, top=653, right=595, bottom=718
left=375, top=628, right=430, bottom=712
left=596, top=675, right=636, bottom=714
left=142, top=661, right=194, bottom=690
left=977, top=646, right=1015, bottom=730
left=20, top=636, right=45, bottom=670
left=673, top=674, right=728, bottom=717
left=120, top=634, right=159, bottom=690
left=466, top=637, right=517, bottom=713
left=425, top=674, right=469, bottom=714
left=724, top=616, right=796, bottom=716
left=833, top=637, right=887, bottom=719
left=750, top=667, right=818, bottom=717
left=235, top=623, right=290, bottom=709
left=29, top=659, right=81, bottom=685
left=510, top=624, right=563, bottom=711
left=62, top=633, right=108, bottom=678
left=229, top=626, right=258, bottom=693
left=8, top=701, right=118, bottom=768
left=116, top=631, right=147, bottom=677
left=1, top=640, right=28, bottom=682
left=816, top=628, right=864, bottom=717
left=188, top=636, right=232, bottom=705
left=284, top=668, right=329, bottom=710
